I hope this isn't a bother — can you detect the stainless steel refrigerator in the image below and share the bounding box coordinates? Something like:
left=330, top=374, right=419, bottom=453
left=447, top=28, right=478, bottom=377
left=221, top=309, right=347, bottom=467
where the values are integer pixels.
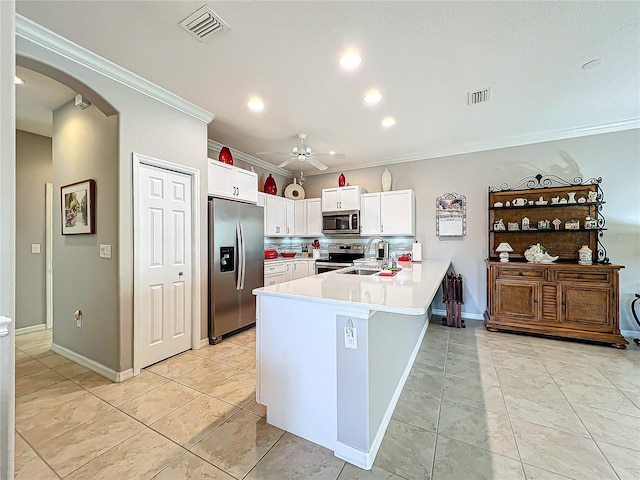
left=208, top=197, right=264, bottom=344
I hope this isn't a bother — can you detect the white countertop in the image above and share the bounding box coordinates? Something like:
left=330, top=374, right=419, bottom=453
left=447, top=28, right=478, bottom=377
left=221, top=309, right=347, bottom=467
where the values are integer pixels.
left=264, top=256, right=318, bottom=263
left=253, top=259, right=451, bottom=315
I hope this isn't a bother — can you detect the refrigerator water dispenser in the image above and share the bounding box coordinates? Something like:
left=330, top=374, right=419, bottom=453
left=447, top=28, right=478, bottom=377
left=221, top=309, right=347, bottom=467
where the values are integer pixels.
left=220, top=246, right=234, bottom=272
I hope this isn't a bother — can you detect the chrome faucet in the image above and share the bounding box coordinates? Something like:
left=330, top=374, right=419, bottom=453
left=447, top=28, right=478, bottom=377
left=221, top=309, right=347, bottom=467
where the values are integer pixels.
left=365, top=237, right=389, bottom=265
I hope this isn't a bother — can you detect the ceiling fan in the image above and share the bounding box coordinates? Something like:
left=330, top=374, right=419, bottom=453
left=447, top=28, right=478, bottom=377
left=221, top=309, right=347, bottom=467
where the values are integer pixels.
left=256, top=133, right=344, bottom=171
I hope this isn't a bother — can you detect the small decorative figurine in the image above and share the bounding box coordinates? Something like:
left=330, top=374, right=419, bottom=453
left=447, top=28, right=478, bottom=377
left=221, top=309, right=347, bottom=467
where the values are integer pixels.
left=522, top=217, right=530, bottom=230
left=505, top=201, right=511, bottom=207
left=507, top=222, right=520, bottom=231
left=494, top=219, right=506, bottom=231
left=264, top=174, right=277, bottom=195
left=493, top=202, right=503, bottom=208
left=578, top=245, right=593, bottom=265
left=565, top=219, right=580, bottom=230
left=551, top=196, right=560, bottom=204
left=578, top=197, right=586, bottom=203
left=535, top=196, right=548, bottom=205
left=584, top=216, right=597, bottom=229
left=567, top=192, right=577, bottom=204
left=552, top=218, right=561, bottom=230
left=538, top=219, right=550, bottom=230
left=587, top=191, right=598, bottom=202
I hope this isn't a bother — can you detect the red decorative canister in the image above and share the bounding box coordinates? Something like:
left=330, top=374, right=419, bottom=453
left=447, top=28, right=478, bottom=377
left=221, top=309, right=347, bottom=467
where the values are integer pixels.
left=219, top=146, right=233, bottom=165
left=338, top=172, right=345, bottom=187
left=264, top=174, right=277, bottom=195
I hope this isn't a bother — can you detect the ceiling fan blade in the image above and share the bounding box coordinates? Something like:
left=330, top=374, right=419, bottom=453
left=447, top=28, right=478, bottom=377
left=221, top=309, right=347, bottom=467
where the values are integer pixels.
left=277, top=157, right=297, bottom=168
left=305, top=157, right=328, bottom=171
left=256, top=151, right=293, bottom=156
left=312, top=153, right=345, bottom=157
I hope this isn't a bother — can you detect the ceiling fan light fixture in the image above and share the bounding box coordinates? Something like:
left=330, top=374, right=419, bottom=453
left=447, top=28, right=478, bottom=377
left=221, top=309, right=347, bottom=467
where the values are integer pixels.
left=247, top=97, right=264, bottom=111
left=364, top=89, right=381, bottom=104
left=14, top=75, right=24, bottom=85
left=381, top=116, right=396, bottom=127
left=339, top=50, right=361, bottom=70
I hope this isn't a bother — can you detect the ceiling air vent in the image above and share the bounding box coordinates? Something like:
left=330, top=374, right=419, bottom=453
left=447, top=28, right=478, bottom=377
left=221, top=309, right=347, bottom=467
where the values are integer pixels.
left=468, top=88, right=491, bottom=105
left=179, top=6, right=229, bottom=42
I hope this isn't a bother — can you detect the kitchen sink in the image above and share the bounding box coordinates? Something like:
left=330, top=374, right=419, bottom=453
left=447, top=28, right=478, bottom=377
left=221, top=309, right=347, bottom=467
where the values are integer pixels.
left=336, top=267, right=380, bottom=276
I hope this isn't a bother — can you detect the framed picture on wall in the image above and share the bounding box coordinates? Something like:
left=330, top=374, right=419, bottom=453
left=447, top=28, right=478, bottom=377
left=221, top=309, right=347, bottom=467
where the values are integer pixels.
left=61, top=179, right=96, bottom=235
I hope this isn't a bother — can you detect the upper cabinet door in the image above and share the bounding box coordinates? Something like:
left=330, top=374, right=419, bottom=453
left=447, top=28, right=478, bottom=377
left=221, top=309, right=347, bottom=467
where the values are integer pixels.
left=339, top=186, right=362, bottom=211
left=265, top=195, right=286, bottom=236
left=305, top=199, right=323, bottom=236
left=380, top=190, right=415, bottom=236
left=294, top=200, right=307, bottom=236
left=285, top=198, right=295, bottom=236
left=322, top=188, right=340, bottom=212
left=361, top=193, right=381, bottom=235
left=208, top=160, right=258, bottom=204
left=234, top=168, right=258, bottom=203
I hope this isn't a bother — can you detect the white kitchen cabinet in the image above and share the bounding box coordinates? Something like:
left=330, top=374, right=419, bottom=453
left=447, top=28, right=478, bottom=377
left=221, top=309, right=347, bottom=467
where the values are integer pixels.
left=285, top=260, right=309, bottom=281
left=294, top=201, right=307, bottom=236
left=265, top=195, right=286, bottom=236
left=264, top=261, right=286, bottom=286
left=321, top=186, right=365, bottom=212
left=360, top=189, right=415, bottom=236
left=208, top=159, right=258, bottom=203
left=306, top=198, right=323, bottom=236
left=285, top=198, right=295, bottom=236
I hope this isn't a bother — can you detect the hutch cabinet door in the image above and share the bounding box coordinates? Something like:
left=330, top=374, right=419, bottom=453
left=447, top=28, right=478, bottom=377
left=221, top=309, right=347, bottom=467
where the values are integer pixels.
left=561, top=284, right=613, bottom=330
left=494, top=280, right=539, bottom=321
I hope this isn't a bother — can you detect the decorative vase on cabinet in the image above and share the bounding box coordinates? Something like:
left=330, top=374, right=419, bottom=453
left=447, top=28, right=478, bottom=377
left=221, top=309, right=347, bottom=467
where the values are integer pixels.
left=264, top=174, right=277, bottom=195
left=219, top=146, right=233, bottom=165
left=381, top=168, right=392, bottom=192
left=338, top=173, right=346, bottom=187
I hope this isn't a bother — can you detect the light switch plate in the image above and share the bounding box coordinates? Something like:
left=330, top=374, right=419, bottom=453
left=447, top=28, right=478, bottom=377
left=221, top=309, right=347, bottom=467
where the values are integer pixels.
left=31, top=244, right=41, bottom=254
left=344, top=325, right=357, bottom=349
left=99, top=244, right=112, bottom=259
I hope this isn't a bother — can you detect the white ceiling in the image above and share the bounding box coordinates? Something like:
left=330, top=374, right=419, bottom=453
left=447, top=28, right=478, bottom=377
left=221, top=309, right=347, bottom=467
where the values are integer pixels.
left=15, top=1, right=640, bottom=175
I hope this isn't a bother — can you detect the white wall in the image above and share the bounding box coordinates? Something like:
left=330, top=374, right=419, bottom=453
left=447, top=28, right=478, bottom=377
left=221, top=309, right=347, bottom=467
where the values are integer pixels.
left=17, top=23, right=210, bottom=372
left=304, top=129, right=640, bottom=332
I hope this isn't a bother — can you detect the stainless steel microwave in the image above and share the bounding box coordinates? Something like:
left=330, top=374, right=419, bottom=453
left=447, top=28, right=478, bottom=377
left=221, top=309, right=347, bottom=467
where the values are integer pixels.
left=322, top=210, right=360, bottom=235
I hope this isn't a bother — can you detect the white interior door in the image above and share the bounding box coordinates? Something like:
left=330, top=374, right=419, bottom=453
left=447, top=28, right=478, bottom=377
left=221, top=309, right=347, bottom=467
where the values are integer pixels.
left=138, top=164, right=192, bottom=368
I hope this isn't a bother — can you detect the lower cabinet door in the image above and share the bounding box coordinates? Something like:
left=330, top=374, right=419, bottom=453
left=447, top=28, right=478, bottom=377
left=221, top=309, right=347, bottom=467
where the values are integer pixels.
left=494, top=280, right=539, bottom=321
left=561, top=284, right=612, bottom=329
left=264, top=272, right=286, bottom=286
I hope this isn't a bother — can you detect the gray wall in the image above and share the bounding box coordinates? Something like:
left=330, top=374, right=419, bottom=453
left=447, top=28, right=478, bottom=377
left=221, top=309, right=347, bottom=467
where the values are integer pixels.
left=18, top=32, right=209, bottom=372
left=15, top=130, right=51, bottom=329
left=303, top=129, right=640, bottom=332
left=52, top=101, right=119, bottom=369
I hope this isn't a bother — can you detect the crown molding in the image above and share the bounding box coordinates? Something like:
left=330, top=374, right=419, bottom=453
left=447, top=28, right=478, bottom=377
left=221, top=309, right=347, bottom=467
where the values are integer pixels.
left=305, top=117, right=640, bottom=176
left=15, top=14, right=214, bottom=124
left=208, top=140, right=293, bottom=177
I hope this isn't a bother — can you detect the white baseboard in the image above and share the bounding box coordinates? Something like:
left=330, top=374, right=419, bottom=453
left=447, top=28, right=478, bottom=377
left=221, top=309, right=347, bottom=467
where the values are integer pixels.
left=15, top=324, right=46, bottom=336
left=622, top=329, right=640, bottom=338
left=431, top=309, right=484, bottom=321
left=51, top=343, right=133, bottom=383
left=200, top=338, right=209, bottom=348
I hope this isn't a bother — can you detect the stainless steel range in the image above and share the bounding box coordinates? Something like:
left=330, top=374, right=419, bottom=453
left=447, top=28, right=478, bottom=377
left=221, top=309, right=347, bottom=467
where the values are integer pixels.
left=314, top=243, right=364, bottom=274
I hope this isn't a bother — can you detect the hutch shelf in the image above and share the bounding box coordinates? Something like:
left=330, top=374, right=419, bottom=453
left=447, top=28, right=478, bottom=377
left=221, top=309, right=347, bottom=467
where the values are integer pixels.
left=484, top=174, right=626, bottom=348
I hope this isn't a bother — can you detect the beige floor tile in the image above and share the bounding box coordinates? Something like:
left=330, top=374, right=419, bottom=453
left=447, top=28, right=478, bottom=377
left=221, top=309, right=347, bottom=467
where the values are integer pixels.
left=244, top=432, right=344, bottom=479
left=227, top=329, right=256, bottom=346
left=432, top=435, right=525, bottom=480
left=530, top=345, right=593, bottom=366
left=392, top=387, right=440, bottom=433
left=37, top=351, right=72, bottom=368
left=243, top=400, right=267, bottom=417
left=503, top=389, right=590, bottom=437
left=622, top=389, right=640, bottom=409
left=192, top=341, right=240, bottom=361
left=521, top=464, right=574, bottom=479
left=92, top=370, right=168, bottom=406
left=597, top=367, right=640, bottom=393
left=216, top=345, right=256, bottom=369
left=491, top=350, right=548, bottom=375
left=596, top=441, right=640, bottom=479
left=147, top=351, right=211, bottom=379
left=54, top=361, right=90, bottom=379
left=19, top=343, right=54, bottom=358
left=444, top=357, right=500, bottom=386
left=191, top=410, right=284, bottom=479
left=411, top=351, right=446, bottom=375
left=15, top=358, right=48, bottom=377
left=244, top=361, right=257, bottom=373
left=585, top=352, right=639, bottom=371
left=558, top=380, right=640, bottom=416
left=511, top=418, right=617, bottom=480
left=374, top=418, right=436, bottom=479
left=404, top=368, right=444, bottom=398
left=442, top=375, right=507, bottom=416
left=15, top=330, right=51, bottom=349
left=120, top=381, right=201, bottom=425
left=207, top=370, right=256, bottom=407
left=70, top=370, right=113, bottom=390
left=14, top=432, right=30, bottom=457
left=174, top=361, right=241, bottom=393
left=438, top=399, right=519, bottom=460
left=573, top=404, right=640, bottom=448
left=153, top=451, right=235, bottom=479
left=338, top=464, right=406, bottom=479
left=16, top=379, right=85, bottom=421
left=15, top=349, right=32, bottom=364
left=496, top=367, right=557, bottom=396
left=37, top=409, right=144, bottom=477
left=152, top=395, right=240, bottom=449
left=65, top=428, right=185, bottom=480
left=17, top=391, right=113, bottom=446
left=447, top=343, right=494, bottom=364
left=543, top=359, right=615, bottom=387
left=14, top=448, right=58, bottom=480
left=15, top=368, right=65, bottom=397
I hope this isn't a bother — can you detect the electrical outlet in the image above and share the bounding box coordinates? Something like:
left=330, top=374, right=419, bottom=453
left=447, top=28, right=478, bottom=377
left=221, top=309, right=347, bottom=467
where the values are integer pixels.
left=31, top=244, right=41, bottom=254
left=99, top=244, right=112, bottom=259
left=344, top=325, right=357, bottom=349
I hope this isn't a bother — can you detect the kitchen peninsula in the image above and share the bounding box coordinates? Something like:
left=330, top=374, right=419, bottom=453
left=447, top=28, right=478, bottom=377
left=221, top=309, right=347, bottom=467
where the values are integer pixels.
left=252, top=259, right=451, bottom=469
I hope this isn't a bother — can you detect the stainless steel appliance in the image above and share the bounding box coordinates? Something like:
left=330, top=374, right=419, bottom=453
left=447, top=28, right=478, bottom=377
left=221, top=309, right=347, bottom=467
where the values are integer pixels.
left=208, top=198, right=264, bottom=344
left=314, top=243, right=364, bottom=274
left=322, top=210, right=360, bottom=235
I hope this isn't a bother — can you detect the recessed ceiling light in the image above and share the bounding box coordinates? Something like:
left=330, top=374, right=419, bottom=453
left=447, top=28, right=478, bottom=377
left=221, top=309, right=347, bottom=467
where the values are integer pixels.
left=364, top=89, right=382, bottom=105
left=339, top=50, right=361, bottom=70
left=329, top=151, right=336, bottom=155
left=14, top=76, right=24, bottom=85
left=581, top=59, right=602, bottom=70
left=381, top=116, right=396, bottom=127
left=248, top=97, right=264, bottom=112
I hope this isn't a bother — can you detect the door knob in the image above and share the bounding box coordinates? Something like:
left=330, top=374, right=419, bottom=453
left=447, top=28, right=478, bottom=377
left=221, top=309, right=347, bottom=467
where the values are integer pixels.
left=178, top=272, right=183, bottom=276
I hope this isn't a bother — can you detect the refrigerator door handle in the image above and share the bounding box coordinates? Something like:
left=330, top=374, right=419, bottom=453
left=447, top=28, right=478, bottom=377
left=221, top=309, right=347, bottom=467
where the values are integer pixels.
left=239, top=222, right=247, bottom=290
left=236, top=221, right=243, bottom=290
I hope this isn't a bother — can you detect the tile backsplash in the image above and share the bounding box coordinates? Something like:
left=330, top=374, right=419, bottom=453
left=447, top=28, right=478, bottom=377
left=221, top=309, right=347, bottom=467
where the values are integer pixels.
left=264, top=236, right=416, bottom=259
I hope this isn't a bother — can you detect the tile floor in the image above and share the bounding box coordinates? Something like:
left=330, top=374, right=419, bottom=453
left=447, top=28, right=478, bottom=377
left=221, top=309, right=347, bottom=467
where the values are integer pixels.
left=12, top=320, right=640, bottom=479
